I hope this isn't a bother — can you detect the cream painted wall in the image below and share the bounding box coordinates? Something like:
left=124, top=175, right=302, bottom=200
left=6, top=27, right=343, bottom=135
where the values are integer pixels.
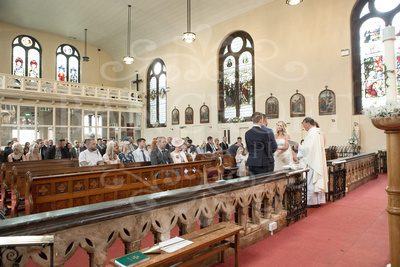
left=114, top=0, right=386, bottom=152
left=0, top=22, right=117, bottom=87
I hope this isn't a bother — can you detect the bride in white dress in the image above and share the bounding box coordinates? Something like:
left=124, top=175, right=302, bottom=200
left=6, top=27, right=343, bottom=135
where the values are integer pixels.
left=274, top=121, right=293, bottom=170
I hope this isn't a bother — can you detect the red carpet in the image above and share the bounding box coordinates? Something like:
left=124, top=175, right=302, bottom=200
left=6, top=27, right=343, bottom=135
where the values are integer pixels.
left=214, top=174, right=390, bottom=267
left=27, top=174, right=390, bottom=266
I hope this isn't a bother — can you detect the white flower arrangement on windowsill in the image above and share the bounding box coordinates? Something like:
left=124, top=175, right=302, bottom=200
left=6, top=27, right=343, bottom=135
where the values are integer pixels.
left=363, top=100, right=400, bottom=119
left=226, top=117, right=246, bottom=123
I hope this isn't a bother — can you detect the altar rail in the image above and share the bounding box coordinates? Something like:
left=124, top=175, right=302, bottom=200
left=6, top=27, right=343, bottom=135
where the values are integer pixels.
left=0, top=73, right=145, bottom=104
left=327, top=152, right=377, bottom=197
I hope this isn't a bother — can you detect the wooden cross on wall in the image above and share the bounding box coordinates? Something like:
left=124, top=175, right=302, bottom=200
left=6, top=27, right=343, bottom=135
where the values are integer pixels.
left=132, top=72, right=143, bottom=91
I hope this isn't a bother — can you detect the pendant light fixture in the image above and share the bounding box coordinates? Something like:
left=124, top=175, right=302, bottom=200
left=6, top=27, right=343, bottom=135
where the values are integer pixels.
left=182, top=0, right=196, bottom=43
left=286, top=0, right=303, bottom=5
left=123, top=5, right=134, bottom=64
left=82, top=29, right=89, bottom=62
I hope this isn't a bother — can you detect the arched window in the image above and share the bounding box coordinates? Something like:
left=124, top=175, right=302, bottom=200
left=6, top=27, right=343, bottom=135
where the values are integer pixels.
left=12, top=35, right=42, bottom=78
left=56, top=44, right=80, bottom=83
left=351, top=0, right=400, bottom=113
left=147, top=59, right=167, bottom=128
left=218, top=31, right=255, bottom=122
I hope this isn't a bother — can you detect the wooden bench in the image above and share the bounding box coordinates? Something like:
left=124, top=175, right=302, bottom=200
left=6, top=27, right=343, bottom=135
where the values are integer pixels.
left=18, top=159, right=217, bottom=216
left=195, top=154, right=238, bottom=180
left=109, top=222, right=243, bottom=267
left=3, top=161, right=150, bottom=217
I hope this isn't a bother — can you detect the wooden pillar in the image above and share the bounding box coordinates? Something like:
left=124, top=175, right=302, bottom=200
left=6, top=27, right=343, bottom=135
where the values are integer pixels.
left=372, top=118, right=400, bottom=266
left=385, top=130, right=400, bottom=267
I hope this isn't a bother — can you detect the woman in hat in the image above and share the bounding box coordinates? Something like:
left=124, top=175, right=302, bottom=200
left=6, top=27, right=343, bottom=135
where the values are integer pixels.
left=170, top=137, right=188, bottom=163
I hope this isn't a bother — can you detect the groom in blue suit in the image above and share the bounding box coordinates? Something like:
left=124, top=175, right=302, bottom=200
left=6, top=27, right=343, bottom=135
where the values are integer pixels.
left=245, top=112, right=276, bottom=175
left=261, top=115, right=278, bottom=171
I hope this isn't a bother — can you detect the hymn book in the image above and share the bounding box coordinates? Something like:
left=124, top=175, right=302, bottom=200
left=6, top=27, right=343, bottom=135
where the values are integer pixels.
left=114, top=251, right=150, bottom=267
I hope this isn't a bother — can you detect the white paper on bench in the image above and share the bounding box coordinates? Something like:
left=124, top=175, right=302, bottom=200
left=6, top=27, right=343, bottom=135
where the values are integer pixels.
left=160, top=237, right=193, bottom=253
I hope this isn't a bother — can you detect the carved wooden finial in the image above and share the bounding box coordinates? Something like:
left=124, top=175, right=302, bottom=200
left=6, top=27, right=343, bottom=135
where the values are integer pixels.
left=325, top=85, right=329, bottom=90
left=203, top=102, right=205, bottom=105
left=188, top=104, right=190, bottom=107
left=296, top=90, right=299, bottom=93
left=270, top=93, right=273, bottom=96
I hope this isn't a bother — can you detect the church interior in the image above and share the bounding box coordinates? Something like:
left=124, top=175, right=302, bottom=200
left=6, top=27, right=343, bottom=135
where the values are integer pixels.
left=0, top=0, right=398, bottom=266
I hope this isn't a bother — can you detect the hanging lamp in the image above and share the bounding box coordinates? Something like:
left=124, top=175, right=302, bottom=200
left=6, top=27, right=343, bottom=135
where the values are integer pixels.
left=182, top=0, right=196, bottom=43
left=82, top=29, right=89, bottom=62
left=286, top=0, right=303, bottom=5
left=123, top=5, right=134, bottom=64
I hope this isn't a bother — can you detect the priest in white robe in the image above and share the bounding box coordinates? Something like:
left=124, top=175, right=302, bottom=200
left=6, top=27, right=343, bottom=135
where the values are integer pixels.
left=300, top=117, right=328, bottom=206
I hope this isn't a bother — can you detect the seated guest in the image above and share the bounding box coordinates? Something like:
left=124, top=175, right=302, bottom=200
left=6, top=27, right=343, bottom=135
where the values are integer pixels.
left=79, top=139, right=104, bottom=166
left=150, top=138, right=158, bottom=153
left=103, top=141, right=120, bottom=165
left=150, top=136, right=173, bottom=165
left=146, top=144, right=152, bottom=155
left=45, top=139, right=69, bottom=159
left=133, top=138, right=150, bottom=162
left=4, top=141, right=13, bottom=159
left=170, top=138, right=188, bottom=163
left=118, top=141, right=135, bottom=163
left=25, top=143, right=42, bottom=161
left=69, top=140, right=82, bottom=159
left=197, top=141, right=207, bottom=154
left=97, top=138, right=106, bottom=156
left=206, top=136, right=217, bottom=153
left=8, top=142, right=25, bottom=162
left=226, top=138, right=243, bottom=155
left=220, top=136, right=229, bottom=151
left=0, top=148, right=5, bottom=163
left=187, top=139, right=197, bottom=153
left=23, top=142, right=30, bottom=155
left=214, top=138, right=222, bottom=151
left=65, top=142, right=73, bottom=158
left=37, top=139, right=46, bottom=160
left=165, top=136, right=173, bottom=152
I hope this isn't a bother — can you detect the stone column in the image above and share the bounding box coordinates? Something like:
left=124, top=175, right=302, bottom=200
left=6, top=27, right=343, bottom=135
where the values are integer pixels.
left=372, top=118, right=400, bottom=266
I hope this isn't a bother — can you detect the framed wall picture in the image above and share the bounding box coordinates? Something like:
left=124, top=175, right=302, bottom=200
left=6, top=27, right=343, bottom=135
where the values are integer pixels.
left=171, top=107, right=179, bottom=125
left=200, top=104, right=209, bottom=123
left=319, top=86, right=336, bottom=115
left=185, top=105, right=193, bottom=124
left=290, top=90, right=305, bottom=117
left=265, top=94, right=279, bottom=119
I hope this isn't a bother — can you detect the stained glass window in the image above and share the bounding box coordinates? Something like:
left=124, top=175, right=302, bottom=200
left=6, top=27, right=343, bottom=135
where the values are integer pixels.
left=56, top=44, right=80, bottom=83
left=352, top=0, right=400, bottom=113
left=219, top=31, right=255, bottom=122
left=12, top=35, right=42, bottom=78
left=147, top=59, right=167, bottom=127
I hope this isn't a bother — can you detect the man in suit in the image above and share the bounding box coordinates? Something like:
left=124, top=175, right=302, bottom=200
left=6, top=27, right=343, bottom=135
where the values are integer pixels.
left=4, top=141, right=13, bottom=159
left=133, top=138, right=150, bottom=162
left=69, top=140, right=83, bottom=158
left=165, top=136, right=173, bottom=152
left=261, top=115, right=278, bottom=171
left=220, top=136, right=229, bottom=151
left=206, top=136, right=217, bottom=153
left=245, top=112, right=274, bottom=175
left=37, top=139, right=47, bottom=160
left=45, top=139, right=69, bottom=160
left=226, top=137, right=243, bottom=155
left=150, top=136, right=173, bottom=165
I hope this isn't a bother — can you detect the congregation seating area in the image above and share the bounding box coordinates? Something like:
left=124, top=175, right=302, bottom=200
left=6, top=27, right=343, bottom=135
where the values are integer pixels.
left=0, top=151, right=380, bottom=267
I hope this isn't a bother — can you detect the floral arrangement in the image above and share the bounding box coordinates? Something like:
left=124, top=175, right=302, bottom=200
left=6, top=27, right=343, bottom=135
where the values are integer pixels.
left=362, top=100, right=400, bottom=119
left=348, top=136, right=358, bottom=147
left=226, top=117, right=246, bottom=123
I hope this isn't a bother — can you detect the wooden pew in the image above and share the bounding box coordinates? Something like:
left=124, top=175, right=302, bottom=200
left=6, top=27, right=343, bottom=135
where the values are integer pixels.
left=195, top=153, right=238, bottom=180
left=8, top=162, right=151, bottom=217
left=18, top=160, right=217, bottom=216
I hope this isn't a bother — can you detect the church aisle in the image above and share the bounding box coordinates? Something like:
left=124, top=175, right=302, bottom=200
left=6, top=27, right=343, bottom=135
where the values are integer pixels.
left=214, top=174, right=390, bottom=267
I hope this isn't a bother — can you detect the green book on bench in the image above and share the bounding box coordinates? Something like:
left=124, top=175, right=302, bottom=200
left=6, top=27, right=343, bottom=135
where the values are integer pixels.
left=114, top=251, right=150, bottom=267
